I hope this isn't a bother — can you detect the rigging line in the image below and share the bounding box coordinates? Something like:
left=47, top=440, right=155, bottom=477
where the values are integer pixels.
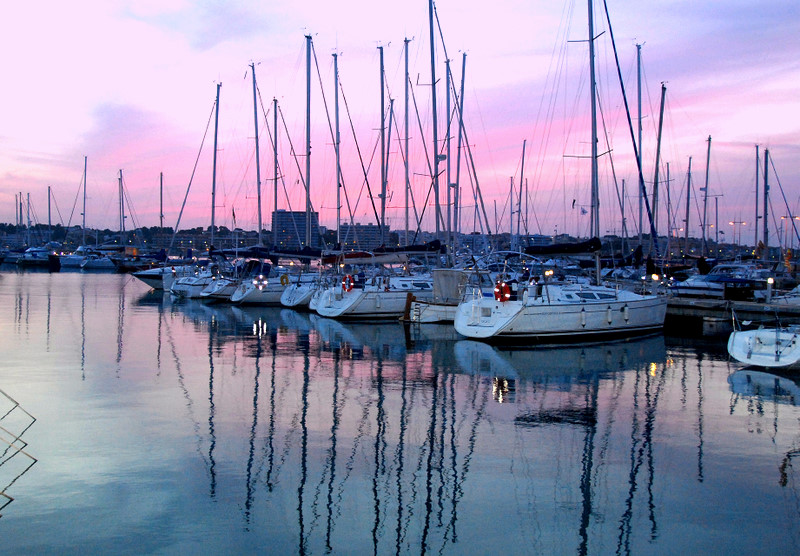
left=350, top=122, right=383, bottom=242
left=409, top=68, right=436, bottom=236
left=168, top=96, right=217, bottom=255
left=601, top=0, right=659, bottom=256
left=769, top=155, right=800, bottom=245
left=50, top=194, right=65, bottom=228
left=529, top=0, right=574, bottom=224
left=389, top=97, right=421, bottom=240
left=333, top=80, right=358, bottom=248
left=276, top=106, right=308, bottom=245
left=120, top=174, right=143, bottom=240
left=596, top=89, right=628, bottom=243
left=65, top=170, right=83, bottom=231
left=338, top=78, right=382, bottom=232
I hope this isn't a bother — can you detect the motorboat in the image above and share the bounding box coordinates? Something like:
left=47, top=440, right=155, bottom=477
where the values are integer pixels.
left=668, top=263, right=768, bottom=300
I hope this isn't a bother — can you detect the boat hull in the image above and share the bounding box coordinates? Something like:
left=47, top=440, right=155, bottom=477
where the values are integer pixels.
left=454, top=286, right=666, bottom=342
left=727, top=327, right=800, bottom=369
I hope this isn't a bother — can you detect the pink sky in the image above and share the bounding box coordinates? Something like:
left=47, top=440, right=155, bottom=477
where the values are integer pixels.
left=1, top=0, right=798, bottom=246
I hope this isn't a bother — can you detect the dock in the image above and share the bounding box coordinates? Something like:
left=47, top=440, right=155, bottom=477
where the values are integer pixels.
left=666, top=298, right=800, bottom=336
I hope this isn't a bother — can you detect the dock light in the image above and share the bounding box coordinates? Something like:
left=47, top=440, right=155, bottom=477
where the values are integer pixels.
left=767, top=277, right=775, bottom=285
left=651, top=274, right=660, bottom=281
left=544, top=269, right=554, bottom=277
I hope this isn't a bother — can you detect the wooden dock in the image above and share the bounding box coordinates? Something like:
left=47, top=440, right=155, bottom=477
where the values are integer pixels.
left=666, top=298, right=800, bottom=336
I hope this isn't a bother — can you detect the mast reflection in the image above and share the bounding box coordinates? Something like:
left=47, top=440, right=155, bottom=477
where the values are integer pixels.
left=0, top=389, right=37, bottom=517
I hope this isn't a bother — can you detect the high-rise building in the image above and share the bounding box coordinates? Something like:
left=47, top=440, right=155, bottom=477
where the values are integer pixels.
left=339, top=222, right=390, bottom=250
left=271, top=210, right=320, bottom=249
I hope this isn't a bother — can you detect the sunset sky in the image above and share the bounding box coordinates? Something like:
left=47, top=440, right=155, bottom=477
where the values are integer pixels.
left=2, top=0, right=798, bottom=247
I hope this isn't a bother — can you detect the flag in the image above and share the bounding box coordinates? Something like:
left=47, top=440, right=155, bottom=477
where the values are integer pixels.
left=580, top=207, right=588, bottom=215
left=232, top=207, right=237, bottom=226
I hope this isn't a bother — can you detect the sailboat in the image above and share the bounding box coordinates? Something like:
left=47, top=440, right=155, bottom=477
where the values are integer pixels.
left=454, top=0, right=666, bottom=342
left=727, top=325, right=800, bottom=369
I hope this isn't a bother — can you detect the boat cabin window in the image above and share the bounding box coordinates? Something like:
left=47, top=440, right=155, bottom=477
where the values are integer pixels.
left=576, top=292, right=598, bottom=300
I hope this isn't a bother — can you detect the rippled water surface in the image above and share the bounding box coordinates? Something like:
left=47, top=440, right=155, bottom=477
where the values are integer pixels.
left=1, top=269, right=799, bottom=554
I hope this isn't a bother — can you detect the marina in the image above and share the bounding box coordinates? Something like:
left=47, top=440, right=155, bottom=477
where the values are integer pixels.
left=1, top=268, right=799, bottom=553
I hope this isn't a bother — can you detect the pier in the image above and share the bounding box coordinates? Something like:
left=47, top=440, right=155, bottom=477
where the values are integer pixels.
left=666, top=297, right=800, bottom=336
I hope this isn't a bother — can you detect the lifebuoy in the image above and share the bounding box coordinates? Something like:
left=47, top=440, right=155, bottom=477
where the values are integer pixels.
left=494, top=281, right=511, bottom=302
left=280, top=274, right=289, bottom=286
left=342, top=274, right=354, bottom=292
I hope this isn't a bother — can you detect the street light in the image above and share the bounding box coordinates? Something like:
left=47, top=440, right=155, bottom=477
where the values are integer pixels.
left=729, top=219, right=746, bottom=247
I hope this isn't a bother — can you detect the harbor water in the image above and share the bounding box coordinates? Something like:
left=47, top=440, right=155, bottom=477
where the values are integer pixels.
left=1, top=269, right=798, bottom=554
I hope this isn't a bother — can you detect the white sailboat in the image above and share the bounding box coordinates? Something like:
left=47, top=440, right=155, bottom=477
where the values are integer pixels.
left=454, top=0, right=666, bottom=342
left=727, top=326, right=800, bottom=369
left=314, top=271, right=433, bottom=320
left=229, top=265, right=304, bottom=305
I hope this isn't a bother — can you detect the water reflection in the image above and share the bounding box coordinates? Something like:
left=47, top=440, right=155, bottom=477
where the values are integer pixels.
left=0, top=389, right=36, bottom=516
left=2, top=271, right=800, bottom=553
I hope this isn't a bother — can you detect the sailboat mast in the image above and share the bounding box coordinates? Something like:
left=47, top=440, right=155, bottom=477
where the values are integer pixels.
left=48, top=185, right=52, bottom=241
left=119, top=169, right=125, bottom=237
left=683, top=156, right=692, bottom=257
left=211, top=82, right=221, bottom=247
left=385, top=99, right=394, bottom=245
left=446, top=58, right=452, bottom=253
left=588, top=0, right=599, bottom=241
left=650, top=82, right=666, bottom=254
left=404, top=39, right=410, bottom=246
left=379, top=45, right=386, bottom=245
left=588, top=0, right=601, bottom=283
left=702, top=135, right=711, bottom=255
left=664, top=163, right=671, bottom=254
left=636, top=43, right=643, bottom=246
left=509, top=177, right=514, bottom=241
left=305, top=35, right=312, bottom=248
left=517, top=140, right=527, bottom=242
left=273, top=97, right=278, bottom=238
left=159, top=172, right=164, bottom=229
left=428, top=0, right=441, bottom=239
left=754, top=145, right=759, bottom=248
left=333, top=52, right=341, bottom=247
left=454, top=52, right=467, bottom=255
left=82, top=156, right=87, bottom=245
left=251, top=62, right=263, bottom=245
left=763, top=148, right=769, bottom=260
left=26, top=193, right=31, bottom=245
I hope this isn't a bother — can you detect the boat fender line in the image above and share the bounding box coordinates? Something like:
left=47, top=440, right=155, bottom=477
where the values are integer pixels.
left=342, top=275, right=355, bottom=292
left=280, top=274, right=289, bottom=286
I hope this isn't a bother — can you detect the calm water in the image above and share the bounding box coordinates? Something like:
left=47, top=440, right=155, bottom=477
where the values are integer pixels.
left=1, top=269, right=798, bottom=555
